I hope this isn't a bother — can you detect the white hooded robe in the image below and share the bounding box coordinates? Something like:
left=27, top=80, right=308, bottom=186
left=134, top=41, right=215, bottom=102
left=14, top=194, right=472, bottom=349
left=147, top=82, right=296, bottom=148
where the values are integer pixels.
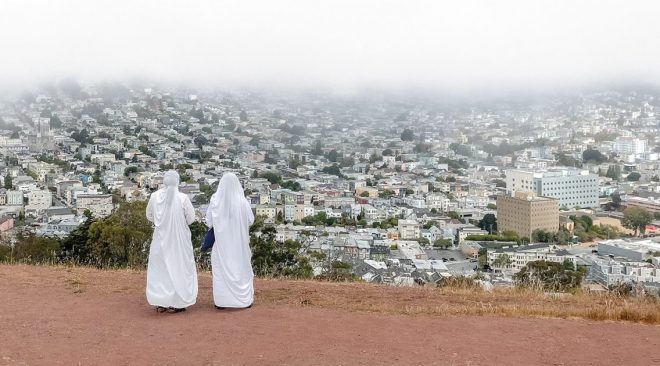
left=146, top=171, right=198, bottom=309
left=206, top=173, right=255, bottom=308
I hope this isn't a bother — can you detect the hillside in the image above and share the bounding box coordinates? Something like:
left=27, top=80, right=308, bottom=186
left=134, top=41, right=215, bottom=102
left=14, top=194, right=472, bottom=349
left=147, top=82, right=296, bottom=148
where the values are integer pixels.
left=1, top=264, right=659, bottom=365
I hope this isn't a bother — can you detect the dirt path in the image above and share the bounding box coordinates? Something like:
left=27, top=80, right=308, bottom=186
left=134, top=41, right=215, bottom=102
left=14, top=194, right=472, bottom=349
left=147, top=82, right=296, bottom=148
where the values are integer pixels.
left=1, top=265, right=659, bottom=366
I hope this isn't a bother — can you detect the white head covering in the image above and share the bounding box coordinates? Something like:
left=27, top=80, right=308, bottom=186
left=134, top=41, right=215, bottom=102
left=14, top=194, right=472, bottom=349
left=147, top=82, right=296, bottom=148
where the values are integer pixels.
left=209, top=173, right=246, bottom=232
left=152, top=170, right=182, bottom=227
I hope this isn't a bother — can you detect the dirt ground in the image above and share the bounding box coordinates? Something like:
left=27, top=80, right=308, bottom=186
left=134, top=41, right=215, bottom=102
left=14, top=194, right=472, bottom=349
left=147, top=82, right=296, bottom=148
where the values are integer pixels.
left=1, top=265, right=659, bottom=366
left=595, top=216, right=635, bottom=235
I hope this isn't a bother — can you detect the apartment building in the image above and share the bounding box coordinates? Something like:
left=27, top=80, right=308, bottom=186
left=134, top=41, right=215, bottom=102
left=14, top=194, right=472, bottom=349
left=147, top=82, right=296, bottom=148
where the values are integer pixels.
left=497, top=192, right=559, bottom=238
left=76, top=194, right=113, bottom=218
left=506, top=167, right=598, bottom=208
left=487, top=243, right=576, bottom=273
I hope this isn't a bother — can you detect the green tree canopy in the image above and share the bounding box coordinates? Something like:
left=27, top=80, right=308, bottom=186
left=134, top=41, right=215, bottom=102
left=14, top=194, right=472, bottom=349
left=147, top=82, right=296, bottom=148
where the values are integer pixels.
left=582, top=149, right=606, bottom=164
left=86, top=201, right=153, bottom=268
left=514, top=260, right=585, bottom=292
left=400, top=129, right=414, bottom=141
left=478, top=213, right=497, bottom=233
left=622, top=207, right=653, bottom=236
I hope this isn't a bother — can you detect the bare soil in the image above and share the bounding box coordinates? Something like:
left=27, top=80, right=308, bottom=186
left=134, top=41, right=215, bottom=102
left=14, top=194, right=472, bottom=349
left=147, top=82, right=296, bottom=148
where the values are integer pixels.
left=1, top=265, right=659, bottom=366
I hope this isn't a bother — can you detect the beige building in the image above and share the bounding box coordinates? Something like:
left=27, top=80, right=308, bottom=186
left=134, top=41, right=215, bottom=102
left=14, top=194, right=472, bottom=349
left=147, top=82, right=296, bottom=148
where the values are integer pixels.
left=398, top=219, right=421, bottom=240
left=497, top=192, right=559, bottom=239
left=76, top=194, right=114, bottom=218
left=355, top=186, right=379, bottom=198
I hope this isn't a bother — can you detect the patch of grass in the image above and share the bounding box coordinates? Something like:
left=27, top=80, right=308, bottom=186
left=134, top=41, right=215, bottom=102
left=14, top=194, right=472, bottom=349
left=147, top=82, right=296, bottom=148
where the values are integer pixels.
left=65, top=275, right=85, bottom=294
left=255, top=278, right=660, bottom=324
left=4, top=264, right=659, bottom=324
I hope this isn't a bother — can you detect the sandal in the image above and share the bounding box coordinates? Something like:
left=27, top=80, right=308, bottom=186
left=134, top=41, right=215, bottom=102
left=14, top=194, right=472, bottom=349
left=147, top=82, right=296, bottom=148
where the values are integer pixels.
left=167, top=307, right=186, bottom=313
left=156, top=306, right=167, bottom=313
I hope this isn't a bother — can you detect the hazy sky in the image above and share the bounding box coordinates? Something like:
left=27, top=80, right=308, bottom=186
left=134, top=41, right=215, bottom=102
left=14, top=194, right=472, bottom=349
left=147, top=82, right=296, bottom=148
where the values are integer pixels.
left=2, top=0, right=660, bottom=92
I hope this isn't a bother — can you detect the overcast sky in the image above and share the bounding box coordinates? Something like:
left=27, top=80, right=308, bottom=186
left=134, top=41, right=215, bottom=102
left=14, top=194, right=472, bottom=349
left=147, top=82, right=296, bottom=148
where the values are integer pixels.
left=1, top=0, right=660, bottom=93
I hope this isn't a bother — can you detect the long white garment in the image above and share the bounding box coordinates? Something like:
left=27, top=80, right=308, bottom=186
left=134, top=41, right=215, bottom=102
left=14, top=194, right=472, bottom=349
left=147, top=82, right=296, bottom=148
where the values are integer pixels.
left=206, top=173, right=255, bottom=308
left=146, top=171, right=198, bottom=309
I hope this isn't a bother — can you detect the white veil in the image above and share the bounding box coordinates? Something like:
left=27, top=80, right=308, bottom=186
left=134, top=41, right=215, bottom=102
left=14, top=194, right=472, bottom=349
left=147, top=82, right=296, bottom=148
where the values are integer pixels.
left=209, top=173, right=246, bottom=232
left=152, top=170, right=182, bottom=227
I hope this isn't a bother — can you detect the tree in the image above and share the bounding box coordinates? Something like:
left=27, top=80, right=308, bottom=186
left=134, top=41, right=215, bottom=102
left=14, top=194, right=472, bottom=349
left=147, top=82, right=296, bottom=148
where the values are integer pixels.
left=492, top=254, right=512, bottom=269
left=622, top=207, right=653, bottom=236
left=260, top=172, right=282, bottom=184
left=478, top=214, right=497, bottom=233
left=582, top=149, right=606, bottom=164
left=611, top=192, right=622, bottom=209
left=59, top=214, right=97, bottom=264
left=379, top=189, right=395, bottom=199
left=317, top=260, right=359, bottom=281
left=194, top=135, right=208, bottom=149
left=250, top=226, right=313, bottom=278
left=6, top=233, right=60, bottom=264
left=359, top=191, right=370, bottom=198
left=400, top=129, right=414, bottom=141
left=513, top=260, right=585, bottom=292
left=281, top=180, right=301, bottom=192
left=124, top=166, right=139, bottom=177
left=555, top=153, right=580, bottom=167
left=4, top=174, right=12, bottom=189
left=86, top=201, right=153, bottom=268
left=413, top=143, right=431, bottom=153
left=322, top=164, right=343, bottom=177
left=493, top=179, right=506, bottom=188
left=433, top=238, right=453, bottom=249
left=327, top=150, right=339, bottom=162
left=50, top=115, right=63, bottom=129
left=486, top=203, right=497, bottom=210
left=606, top=165, right=621, bottom=180
left=626, top=172, right=641, bottom=182
left=532, top=229, right=553, bottom=243
left=447, top=211, right=460, bottom=220
left=382, top=148, right=394, bottom=156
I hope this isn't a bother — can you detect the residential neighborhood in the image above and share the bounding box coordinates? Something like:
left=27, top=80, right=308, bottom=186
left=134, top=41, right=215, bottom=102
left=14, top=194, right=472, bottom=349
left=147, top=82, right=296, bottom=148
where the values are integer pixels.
left=1, top=83, right=659, bottom=292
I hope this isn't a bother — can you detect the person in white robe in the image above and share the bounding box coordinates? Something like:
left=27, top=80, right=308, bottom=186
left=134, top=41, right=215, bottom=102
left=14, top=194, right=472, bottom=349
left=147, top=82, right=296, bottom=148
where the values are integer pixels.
left=146, top=170, right=198, bottom=313
left=206, top=173, right=255, bottom=309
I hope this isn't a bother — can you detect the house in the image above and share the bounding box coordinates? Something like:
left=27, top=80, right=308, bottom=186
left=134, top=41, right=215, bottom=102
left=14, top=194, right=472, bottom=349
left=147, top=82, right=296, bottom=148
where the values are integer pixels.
left=25, top=190, right=53, bottom=214
left=0, top=216, right=15, bottom=232
left=77, top=194, right=114, bottom=218
left=370, top=245, right=390, bottom=261
left=398, top=219, right=420, bottom=240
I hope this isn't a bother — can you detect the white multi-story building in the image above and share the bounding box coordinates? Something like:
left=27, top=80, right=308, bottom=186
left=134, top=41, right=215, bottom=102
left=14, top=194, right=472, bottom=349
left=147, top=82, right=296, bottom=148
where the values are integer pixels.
left=26, top=190, right=53, bottom=213
left=362, top=204, right=385, bottom=222
left=6, top=190, right=23, bottom=205
left=487, top=244, right=576, bottom=273
left=403, top=196, right=426, bottom=209
left=426, top=193, right=450, bottom=211
left=76, top=194, right=113, bottom=218
left=613, top=137, right=647, bottom=155
left=506, top=167, right=599, bottom=208
left=398, top=219, right=420, bottom=240
left=27, top=162, right=61, bottom=182
left=589, top=259, right=660, bottom=286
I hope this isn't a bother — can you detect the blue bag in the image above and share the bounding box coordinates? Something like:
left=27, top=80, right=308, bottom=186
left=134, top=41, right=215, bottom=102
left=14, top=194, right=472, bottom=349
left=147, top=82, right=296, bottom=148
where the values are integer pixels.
left=200, top=228, right=215, bottom=252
